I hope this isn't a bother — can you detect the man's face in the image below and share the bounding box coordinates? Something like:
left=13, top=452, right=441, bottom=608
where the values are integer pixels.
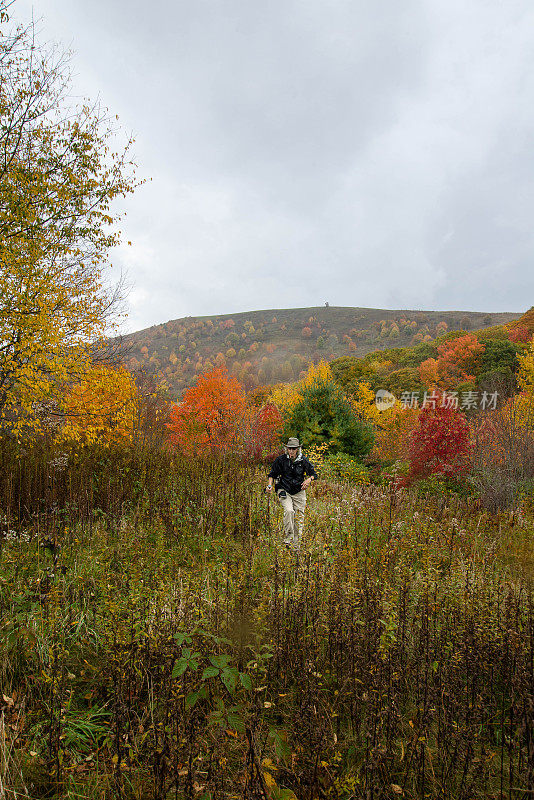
left=287, top=446, right=298, bottom=460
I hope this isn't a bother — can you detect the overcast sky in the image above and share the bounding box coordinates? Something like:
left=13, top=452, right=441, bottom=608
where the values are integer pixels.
left=13, top=0, right=534, bottom=332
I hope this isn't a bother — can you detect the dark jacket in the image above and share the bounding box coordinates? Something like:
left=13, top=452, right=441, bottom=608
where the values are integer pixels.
left=268, top=452, right=317, bottom=495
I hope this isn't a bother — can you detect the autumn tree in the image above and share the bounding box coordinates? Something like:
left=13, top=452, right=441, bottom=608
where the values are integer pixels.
left=507, top=325, right=531, bottom=344
left=57, top=364, right=139, bottom=446
left=370, top=405, right=419, bottom=465
left=402, top=407, right=473, bottom=485
left=167, top=367, right=248, bottom=456
left=517, top=340, right=534, bottom=393
left=244, top=402, right=282, bottom=461
left=350, top=381, right=393, bottom=428
left=268, top=360, right=331, bottom=415
left=438, top=334, right=485, bottom=386
left=418, top=358, right=440, bottom=387
left=500, top=340, right=534, bottom=443
left=0, top=10, right=138, bottom=433
left=418, top=334, right=485, bottom=390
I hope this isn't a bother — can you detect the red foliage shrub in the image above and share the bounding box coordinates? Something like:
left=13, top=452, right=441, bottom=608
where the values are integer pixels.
left=507, top=325, right=531, bottom=344
left=401, top=406, right=473, bottom=486
left=245, top=403, right=283, bottom=461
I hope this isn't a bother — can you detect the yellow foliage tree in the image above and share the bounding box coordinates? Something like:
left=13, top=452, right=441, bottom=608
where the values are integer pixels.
left=0, top=11, right=138, bottom=434
left=267, top=361, right=332, bottom=414
left=349, top=381, right=395, bottom=428
left=370, top=405, right=420, bottom=464
left=504, top=338, right=534, bottom=440
left=268, top=382, right=300, bottom=415
left=301, top=360, right=332, bottom=388
left=57, top=364, right=139, bottom=446
left=517, top=339, right=534, bottom=392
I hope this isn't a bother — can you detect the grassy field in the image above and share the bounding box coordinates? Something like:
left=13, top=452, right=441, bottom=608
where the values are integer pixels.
left=0, top=450, right=533, bottom=799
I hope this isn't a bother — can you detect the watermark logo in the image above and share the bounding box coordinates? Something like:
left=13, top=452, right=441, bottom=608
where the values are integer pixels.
left=374, top=389, right=500, bottom=411
left=375, top=389, right=396, bottom=411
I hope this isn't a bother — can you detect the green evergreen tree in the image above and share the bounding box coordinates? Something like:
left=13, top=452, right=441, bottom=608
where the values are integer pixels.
left=283, top=378, right=374, bottom=459
left=477, top=339, right=520, bottom=381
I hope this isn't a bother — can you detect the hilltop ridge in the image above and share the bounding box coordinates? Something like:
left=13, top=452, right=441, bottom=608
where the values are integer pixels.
left=117, top=305, right=520, bottom=398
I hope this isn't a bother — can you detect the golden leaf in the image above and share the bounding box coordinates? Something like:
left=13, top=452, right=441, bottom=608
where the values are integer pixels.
left=262, top=771, right=277, bottom=789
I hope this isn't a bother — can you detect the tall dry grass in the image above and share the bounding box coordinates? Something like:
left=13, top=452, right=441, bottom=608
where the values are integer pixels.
left=0, top=439, right=532, bottom=798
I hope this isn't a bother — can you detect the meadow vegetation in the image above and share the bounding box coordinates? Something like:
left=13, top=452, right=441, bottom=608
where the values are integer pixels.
left=0, top=442, right=533, bottom=799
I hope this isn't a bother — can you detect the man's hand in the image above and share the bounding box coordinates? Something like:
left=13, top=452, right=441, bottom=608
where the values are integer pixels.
left=301, top=478, right=312, bottom=490
left=265, top=484, right=273, bottom=493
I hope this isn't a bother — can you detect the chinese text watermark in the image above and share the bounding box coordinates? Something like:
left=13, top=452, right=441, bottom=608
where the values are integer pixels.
left=375, top=389, right=499, bottom=411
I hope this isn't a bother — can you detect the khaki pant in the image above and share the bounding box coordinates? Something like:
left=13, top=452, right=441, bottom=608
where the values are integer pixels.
left=278, top=490, right=306, bottom=550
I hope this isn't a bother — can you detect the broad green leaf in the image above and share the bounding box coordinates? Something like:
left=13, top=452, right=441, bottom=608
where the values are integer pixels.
left=202, top=666, right=220, bottom=680
left=221, top=667, right=238, bottom=694
left=239, top=672, right=252, bottom=690
left=171, top=659, right=188, bottom=678
left=174, top=632, right=191, bottom=646
left=226, top=712, right=245, bottom=733
left=203, top=632, right=232, bottom=646
left=209, top=654, right=232, bottom=669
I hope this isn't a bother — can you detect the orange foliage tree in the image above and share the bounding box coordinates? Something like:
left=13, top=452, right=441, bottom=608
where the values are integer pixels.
left=418, top=358, right=440, bottom=388
left=167, top=367, right=282, bottom=459
left=419, top=334, right=485, bottom=389
left=167, top=367, right=247, bottom=456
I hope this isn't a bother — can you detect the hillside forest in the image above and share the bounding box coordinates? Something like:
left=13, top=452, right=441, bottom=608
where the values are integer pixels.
left=119, top=307, right=517, bottom=397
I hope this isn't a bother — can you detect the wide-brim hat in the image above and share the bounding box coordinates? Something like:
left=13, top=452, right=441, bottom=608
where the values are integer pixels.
left=285, top=437, right=300, bottom=448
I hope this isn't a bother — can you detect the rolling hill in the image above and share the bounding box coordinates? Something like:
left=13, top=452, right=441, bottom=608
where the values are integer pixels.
left=116, top=306, right=520, bottom=398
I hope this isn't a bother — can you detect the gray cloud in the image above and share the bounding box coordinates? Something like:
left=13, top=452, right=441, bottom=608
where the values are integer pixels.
left=13, top=0, right=532, bottom=331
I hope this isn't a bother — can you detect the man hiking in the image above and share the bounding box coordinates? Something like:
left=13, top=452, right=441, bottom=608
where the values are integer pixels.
left=265, top=437, right=317, bottom=552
